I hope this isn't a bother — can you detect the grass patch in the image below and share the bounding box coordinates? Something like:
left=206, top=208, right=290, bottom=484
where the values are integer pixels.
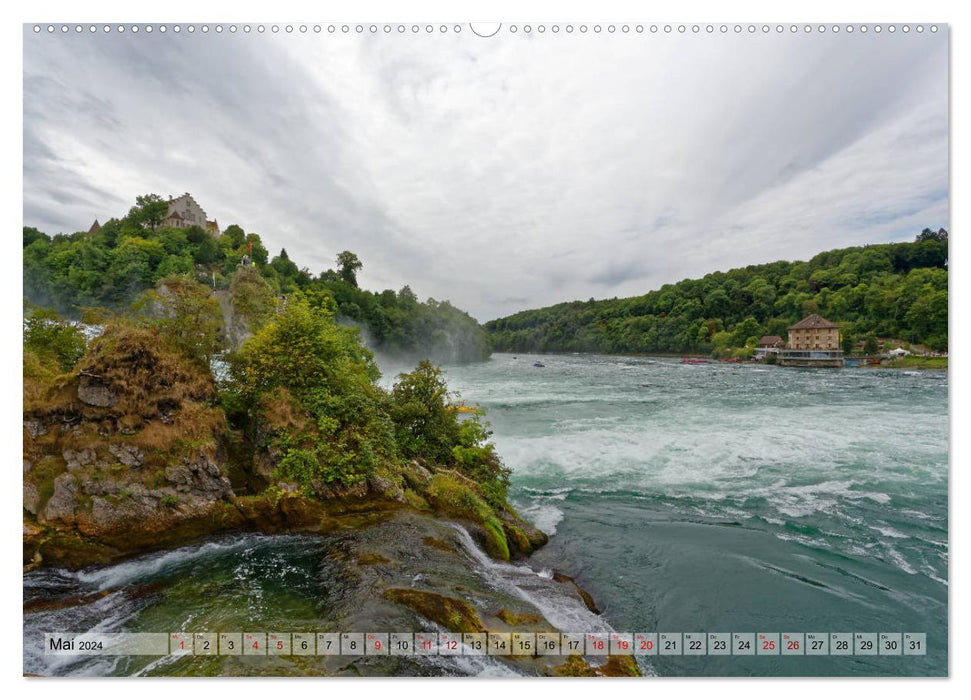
left=888, top=355, right=948, bottom=370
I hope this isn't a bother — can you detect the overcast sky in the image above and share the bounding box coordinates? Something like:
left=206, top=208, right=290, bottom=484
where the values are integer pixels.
left=23, top=26, right=948, bottom=321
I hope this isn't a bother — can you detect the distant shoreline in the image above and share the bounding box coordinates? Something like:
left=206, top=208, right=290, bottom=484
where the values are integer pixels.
left=492, top=350, right=948, bottom=370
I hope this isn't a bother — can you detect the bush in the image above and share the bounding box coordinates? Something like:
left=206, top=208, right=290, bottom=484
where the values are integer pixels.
left=136, top=275, right=224, bottom=367
left=230, top=295, right=395, bottom=488
left=390, top=362, right=510, bottom=506
left=23, top=304, right=87, bottom=372
left=389, top=361, right=459, bottom=464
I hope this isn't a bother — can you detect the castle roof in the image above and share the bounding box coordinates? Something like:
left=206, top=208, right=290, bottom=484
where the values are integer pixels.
left=788, top=314, right=839, bottom=330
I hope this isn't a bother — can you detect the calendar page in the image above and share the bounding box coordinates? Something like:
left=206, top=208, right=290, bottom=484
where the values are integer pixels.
left=21, top=15, right=948, bottom=681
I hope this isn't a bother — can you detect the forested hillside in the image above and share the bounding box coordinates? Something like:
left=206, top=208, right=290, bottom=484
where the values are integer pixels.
left=22, top=194, right=489, bottom=363
left=485, top=230, right=948, bottom=356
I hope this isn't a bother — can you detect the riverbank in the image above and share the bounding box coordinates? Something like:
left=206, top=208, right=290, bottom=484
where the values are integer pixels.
left=501, top=350, right=947, bottom=370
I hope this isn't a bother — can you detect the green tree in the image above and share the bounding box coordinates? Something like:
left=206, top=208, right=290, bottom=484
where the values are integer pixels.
left=228, top=296, right=393, bottom=487
left=229, top=267, right=277, bottom=331
left=223, top=224, right=246, bottom=248
left=390, top=361, right=509, bottom=507
left=250, top=234, right=270, bottom=264
left=139, top=275, right=224, bottom=367
left=23, top=226, right=49, bottom=247
left=388, top=361, right=459, bottom=464
left=130, top=194, right=169, bottom=229
left=336, top=250, right=363, bottom=287
left=271, top=248, right=300, bottom=279
left=193, top=234, right=223, bottom=265
left=916, top=227, right=948, bottom=243
left=731, top=316, right=762, bottom=347
left=863, top=333, right=879, bottom=355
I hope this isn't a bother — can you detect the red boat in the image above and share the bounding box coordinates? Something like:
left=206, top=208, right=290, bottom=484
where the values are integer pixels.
left=680, top=358, right=709, bottom=364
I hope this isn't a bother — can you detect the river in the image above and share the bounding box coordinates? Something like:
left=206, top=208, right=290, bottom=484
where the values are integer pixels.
left=24, top=353, right=948, bottom=677
left=439, top=353, right=949, bottom=676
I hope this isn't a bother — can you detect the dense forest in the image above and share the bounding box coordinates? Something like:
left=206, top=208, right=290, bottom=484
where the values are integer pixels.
left=22, top=194, right=489, bottom=363
left=486, top=230, right=949, bottom=356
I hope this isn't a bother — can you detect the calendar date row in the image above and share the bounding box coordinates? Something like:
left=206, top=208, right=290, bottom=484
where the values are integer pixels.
left=45, top=632, right=927, bottom=657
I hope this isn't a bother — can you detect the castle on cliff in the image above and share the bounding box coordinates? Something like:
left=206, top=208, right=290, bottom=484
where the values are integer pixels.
left=162, top=193, right=220, bottom=236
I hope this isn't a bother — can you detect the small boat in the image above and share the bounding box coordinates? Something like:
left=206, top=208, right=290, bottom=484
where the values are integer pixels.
left=680, top=358, right=709, bottom=364
left=533, top=361, right=545, bottom=367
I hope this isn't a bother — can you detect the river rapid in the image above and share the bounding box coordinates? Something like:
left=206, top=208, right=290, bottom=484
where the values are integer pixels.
left=437, top=353, right=948, bottom=676
left=24, top=353, right=948, bottom=677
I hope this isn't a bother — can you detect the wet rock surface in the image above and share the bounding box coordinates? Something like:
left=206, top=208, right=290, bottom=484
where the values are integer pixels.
left=109, top=511, right=638, bottom=677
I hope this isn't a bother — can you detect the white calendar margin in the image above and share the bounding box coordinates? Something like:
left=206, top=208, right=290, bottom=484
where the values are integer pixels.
left=4, top=0, right=964, bottom=699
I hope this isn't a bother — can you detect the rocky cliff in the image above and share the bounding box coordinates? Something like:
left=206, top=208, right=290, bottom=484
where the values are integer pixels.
left=23, top=325, right=546, bottom=572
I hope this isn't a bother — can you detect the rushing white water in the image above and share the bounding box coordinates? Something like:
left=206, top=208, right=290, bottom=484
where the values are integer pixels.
left=437, top=353, right=948, bottom=676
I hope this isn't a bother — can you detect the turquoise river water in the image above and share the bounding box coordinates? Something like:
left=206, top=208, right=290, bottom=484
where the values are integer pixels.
left=24, top=353, right=948, bottom=677
left=440, top=353, right=949, bottom=676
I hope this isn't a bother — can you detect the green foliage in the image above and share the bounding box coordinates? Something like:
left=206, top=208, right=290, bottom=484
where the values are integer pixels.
left=336, top=250, right=363, bottom=287
left=22, top=215, right=516, bottom=527
left=229, top=296, right=395, bottom=487
left=389, top=361, right=510, bottom=506
left=24, top=226, right=49, bottom=247
left=137, top=275, right=224, bottom=367
left=389, top=361, right=459, bottom=463
left=23, top=304, right=87, bottom=372
left=23, top=196, right=489, bottom=362
left=863, top=333, right=879, bottom=355
left=486, top=231, right=949, bottom=354
left=22, top=195, right=258, bottom=315
left=228, top=266, right=277, bottom=336
left=222, top=224, right=246, bottom=248
left=130, top=194, right=168, bottom=229
left=314, top=275, right=489, bottom=363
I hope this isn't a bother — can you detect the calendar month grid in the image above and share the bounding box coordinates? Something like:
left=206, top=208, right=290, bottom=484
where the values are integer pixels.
left=44, top=632, right=927, bottom=657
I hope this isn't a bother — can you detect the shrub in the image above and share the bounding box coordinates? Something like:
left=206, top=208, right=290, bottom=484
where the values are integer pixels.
left=135, top=275, right=224, bottom=367
left=23, top=304, right=87, bottom=372
left=390, top=362, right=510, bottom=506
left=389, top=361, right=459, bottom=464
left=230, top=295, right=395, bottom=488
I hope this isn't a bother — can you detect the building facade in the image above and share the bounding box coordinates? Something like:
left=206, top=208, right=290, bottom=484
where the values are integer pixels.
left=163, top=193, right=220, bottom=236
left=754, top=335, right=784, bottom=360
left=786, top=314, right=840, bottom=350
left=778, top=314, right=844, bottom=367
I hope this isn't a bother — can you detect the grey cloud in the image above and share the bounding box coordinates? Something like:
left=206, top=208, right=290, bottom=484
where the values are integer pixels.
left=588, top=259, right=652, bottom=287
left=23, top=27, right=948, bottom=322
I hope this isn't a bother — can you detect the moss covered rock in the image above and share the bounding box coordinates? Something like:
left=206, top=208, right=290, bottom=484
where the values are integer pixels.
left=383, top=588, right=486, bottom=634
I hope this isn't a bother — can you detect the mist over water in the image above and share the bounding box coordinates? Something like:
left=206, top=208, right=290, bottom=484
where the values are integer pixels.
left=439, top=353, right=948, bottom=676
